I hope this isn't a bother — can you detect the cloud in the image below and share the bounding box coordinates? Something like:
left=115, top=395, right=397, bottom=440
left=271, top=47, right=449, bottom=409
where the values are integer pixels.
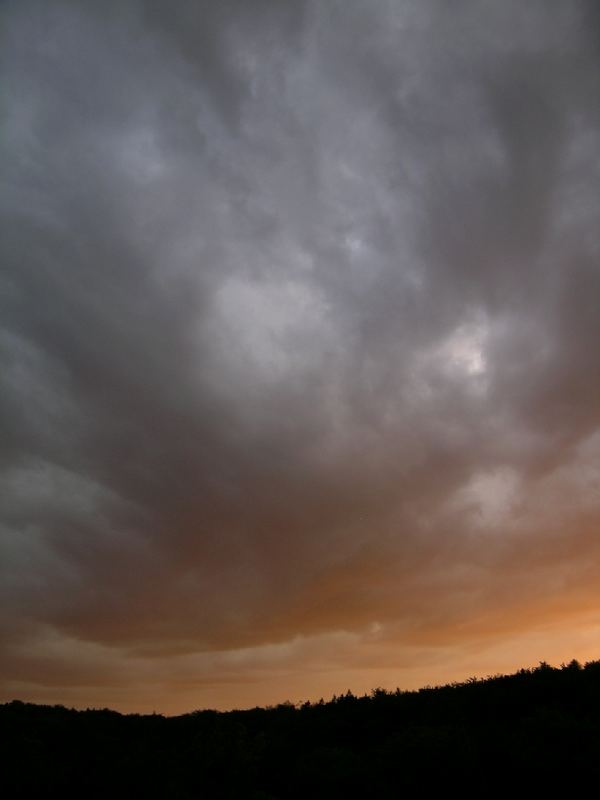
left=1, top=0, right=600, bottom=711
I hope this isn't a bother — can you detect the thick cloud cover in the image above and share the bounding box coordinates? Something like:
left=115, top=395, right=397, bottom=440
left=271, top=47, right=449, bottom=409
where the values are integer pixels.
left=2, top=0, right=600, bottom=712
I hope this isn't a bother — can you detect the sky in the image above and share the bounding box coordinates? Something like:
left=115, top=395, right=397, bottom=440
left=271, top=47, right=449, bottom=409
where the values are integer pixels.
left=1, top=0, right=600, bottom=715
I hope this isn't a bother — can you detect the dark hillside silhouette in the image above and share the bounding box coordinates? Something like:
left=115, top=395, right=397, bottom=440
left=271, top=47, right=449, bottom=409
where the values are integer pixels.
left=3, top=659, right=600, bottom=797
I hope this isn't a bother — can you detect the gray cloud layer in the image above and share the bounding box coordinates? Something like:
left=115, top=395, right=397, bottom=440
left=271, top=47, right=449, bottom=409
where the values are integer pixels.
left=2, top=0, right=600, bottom=710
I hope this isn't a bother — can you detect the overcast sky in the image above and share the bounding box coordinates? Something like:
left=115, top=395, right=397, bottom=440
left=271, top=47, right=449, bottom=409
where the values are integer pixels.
left=2, top=0, right=600, bottom=713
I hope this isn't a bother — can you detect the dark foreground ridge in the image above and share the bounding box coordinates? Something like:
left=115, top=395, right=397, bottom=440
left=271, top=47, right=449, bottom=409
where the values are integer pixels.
left=3, top=659, right=600, bottom=797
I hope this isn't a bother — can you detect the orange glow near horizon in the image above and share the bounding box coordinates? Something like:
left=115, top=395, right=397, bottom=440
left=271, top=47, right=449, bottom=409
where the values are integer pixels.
left=5, top=604, right=600, bottom=715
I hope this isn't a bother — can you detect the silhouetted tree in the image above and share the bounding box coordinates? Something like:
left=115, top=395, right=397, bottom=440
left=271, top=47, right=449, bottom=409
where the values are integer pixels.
left=3, top=659, right=600, bottom=797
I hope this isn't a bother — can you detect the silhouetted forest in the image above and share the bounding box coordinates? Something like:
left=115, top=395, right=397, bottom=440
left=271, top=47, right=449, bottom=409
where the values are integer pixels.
left=3, top=659, right=600, bottom=797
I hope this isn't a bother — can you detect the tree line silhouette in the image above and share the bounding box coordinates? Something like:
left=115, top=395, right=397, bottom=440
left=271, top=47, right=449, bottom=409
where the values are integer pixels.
left=3, top=658, right=600, bottom=797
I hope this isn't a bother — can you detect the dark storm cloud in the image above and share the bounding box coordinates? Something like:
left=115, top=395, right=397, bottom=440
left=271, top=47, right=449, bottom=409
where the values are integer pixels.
left=1, top=0, right=600, bottom=709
